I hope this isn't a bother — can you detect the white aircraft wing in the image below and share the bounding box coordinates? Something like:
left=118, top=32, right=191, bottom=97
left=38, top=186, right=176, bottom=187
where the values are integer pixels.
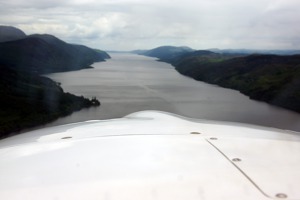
left=0, top=111, right=299, bottom=200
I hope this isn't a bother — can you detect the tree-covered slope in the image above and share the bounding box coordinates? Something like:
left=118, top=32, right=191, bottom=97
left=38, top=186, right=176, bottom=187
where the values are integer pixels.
left=0, top=34, right=110, bottom=74
left=174, top=54, right=300, bottom=113
left=0, top=26, right=106, bottom=138
left=0, top=66, right=100, bottom=138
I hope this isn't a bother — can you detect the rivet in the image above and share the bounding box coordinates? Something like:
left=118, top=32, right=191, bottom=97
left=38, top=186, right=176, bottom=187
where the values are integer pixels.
left=210, top=137, right=218, bottom=140
left=276, top=193, right=287, bottom=198
left=61, top=136, right=72, bottom=140
left=190, top=132, right=201, bottom=134
left=232, top=158, right=242, bottom=162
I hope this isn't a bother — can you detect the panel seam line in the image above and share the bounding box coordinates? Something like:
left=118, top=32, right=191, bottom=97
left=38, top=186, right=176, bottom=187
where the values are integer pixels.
left=205, top=138, right=271, bottom=198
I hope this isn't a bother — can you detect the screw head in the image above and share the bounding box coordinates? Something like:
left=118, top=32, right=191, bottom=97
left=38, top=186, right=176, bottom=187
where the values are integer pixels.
left=276, top=193, right=287, bottom=198
left=210, top=137, right=218, bottom=140
left=190, top=132, right=201, bottom=134
left=232, top=158, right=242, bottom=162
left=61, top=136, right=72, bottom=140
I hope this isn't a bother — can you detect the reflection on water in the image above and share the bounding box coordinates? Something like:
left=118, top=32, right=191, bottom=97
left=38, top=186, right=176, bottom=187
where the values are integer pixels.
left=46, top=53, right=300, bottom=132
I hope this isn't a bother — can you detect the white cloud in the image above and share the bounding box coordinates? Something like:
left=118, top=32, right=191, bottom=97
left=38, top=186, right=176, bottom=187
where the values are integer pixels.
left=0, top=0, right=299, bottom=50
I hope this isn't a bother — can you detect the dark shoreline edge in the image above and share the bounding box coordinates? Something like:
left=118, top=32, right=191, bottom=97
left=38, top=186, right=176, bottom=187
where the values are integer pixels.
left=136, top=46, right=300, bottom=114
left=171, top=54, right=300, bottom=114
left=0, top=66, right=101, bottom=139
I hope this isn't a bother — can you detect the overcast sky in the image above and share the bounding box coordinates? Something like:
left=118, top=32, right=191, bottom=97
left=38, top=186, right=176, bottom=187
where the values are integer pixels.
left=0, top=0, right=300, bottom=51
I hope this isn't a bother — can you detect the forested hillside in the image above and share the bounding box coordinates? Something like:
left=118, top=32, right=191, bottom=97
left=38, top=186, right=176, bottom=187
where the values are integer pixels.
left=0, top=26, right=106, bottom=137
left=174, top=54, right=300, bottom=113
left=138, top=46, right=300, bottom=113
left=0, top=66, right=100, bottom=138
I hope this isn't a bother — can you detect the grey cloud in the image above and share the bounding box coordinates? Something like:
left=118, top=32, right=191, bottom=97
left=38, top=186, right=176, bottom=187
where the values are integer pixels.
left=0, top=0, right=300, bottom=50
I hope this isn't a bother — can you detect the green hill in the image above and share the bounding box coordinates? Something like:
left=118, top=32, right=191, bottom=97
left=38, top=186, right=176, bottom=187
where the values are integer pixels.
left=139, top=46, right=300, bottom=113
left=174, top=54, right=300, bottom=113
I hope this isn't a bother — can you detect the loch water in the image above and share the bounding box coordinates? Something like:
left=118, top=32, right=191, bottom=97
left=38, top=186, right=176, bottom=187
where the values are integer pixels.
left=46, top=53, right=300, bottom=132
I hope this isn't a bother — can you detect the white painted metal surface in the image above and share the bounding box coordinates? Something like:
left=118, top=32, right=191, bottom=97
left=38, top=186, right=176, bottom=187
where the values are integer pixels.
left=0, top=110, right=299, bottom=200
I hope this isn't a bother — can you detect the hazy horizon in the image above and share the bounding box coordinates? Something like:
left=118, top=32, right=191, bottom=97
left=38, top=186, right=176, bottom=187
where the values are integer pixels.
left=105, top=47, right=300, bottom=52
left=1, top=0, right=300, bottom=51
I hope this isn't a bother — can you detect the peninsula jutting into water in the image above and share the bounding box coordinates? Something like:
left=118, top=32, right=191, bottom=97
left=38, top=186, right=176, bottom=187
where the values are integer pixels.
left=0, top=26, right=109, bottom=138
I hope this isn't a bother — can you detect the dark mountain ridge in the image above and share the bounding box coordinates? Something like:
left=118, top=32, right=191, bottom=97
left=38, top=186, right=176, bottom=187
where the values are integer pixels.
left=138, top=45, right=300, bottom=113
left=0, top=25, right=26, bottom=42
left=138, top=46, right=194, bottom=62
left=0, top=26, right=105, bottom=137
left=208, top=48, right=300, bottom=55
left=0, top=34, right=110, bottom=74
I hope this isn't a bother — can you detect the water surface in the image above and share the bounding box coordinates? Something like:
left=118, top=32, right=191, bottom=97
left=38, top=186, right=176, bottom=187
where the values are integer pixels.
left=46, top=53, right=300, bottom=132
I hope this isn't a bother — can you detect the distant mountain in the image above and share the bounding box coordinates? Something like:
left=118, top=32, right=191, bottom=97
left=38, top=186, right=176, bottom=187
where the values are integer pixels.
left=208, top=48, right=300, bottom=55
left=0, top=33, right=110, bottom=74
left=174, top=54, right=300, bottom=113
left=130, top=49, right=148, bottom=54
left=147, top=49, right=244, bottom=68
left=136, top=45, right=300, bottom=112
left=136, top=46, right=194, bottom=62
left=0, top=25, right=26, bottom=42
